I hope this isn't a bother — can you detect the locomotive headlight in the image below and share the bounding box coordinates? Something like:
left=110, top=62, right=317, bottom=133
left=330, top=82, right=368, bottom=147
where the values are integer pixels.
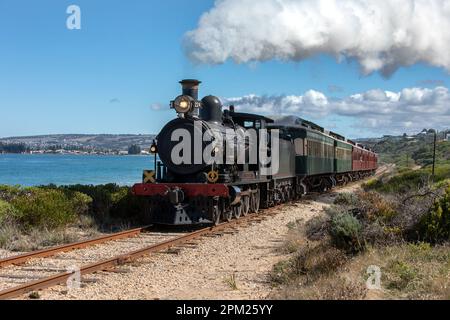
left=172, top=95, right=193, bottom=114
left=179, top=100, right=189, bottom=110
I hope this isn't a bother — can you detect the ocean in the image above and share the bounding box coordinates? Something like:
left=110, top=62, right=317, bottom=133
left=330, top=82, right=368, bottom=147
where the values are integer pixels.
left=0, top=154, right=155, bottom=186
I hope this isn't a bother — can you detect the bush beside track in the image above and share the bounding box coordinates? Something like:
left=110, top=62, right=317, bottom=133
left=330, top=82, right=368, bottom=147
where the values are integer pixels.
left=271, top=165, right=450, bottom=299
left=0, top=184, right=146, bottom=251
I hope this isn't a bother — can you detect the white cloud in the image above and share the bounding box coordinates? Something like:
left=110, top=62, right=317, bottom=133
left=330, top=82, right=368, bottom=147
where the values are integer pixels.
left=186, top=0, right=450, bottom=76
left=223, top=86, right=450, bottom=134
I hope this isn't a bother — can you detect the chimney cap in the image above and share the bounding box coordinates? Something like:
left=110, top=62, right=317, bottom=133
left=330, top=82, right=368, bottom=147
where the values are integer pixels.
left=179, top=79, right=201, bottom=86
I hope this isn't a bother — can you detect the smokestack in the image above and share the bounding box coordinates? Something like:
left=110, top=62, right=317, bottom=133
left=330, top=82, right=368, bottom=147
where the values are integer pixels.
left=179, top=79, right=201, bottom=100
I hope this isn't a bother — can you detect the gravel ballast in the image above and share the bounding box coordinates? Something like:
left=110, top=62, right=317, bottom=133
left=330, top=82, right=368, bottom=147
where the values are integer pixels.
left=32, top=185, right=362, bottom=300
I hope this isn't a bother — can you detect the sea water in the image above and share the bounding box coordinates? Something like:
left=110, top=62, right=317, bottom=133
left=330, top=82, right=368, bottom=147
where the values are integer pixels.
left=0, top=154, right=155, bottom=186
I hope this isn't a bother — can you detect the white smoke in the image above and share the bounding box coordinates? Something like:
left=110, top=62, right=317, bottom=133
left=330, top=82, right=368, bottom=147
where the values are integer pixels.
left=186, top=0, right=450, bottom=76
left=223, top=86, right=450, bottom=134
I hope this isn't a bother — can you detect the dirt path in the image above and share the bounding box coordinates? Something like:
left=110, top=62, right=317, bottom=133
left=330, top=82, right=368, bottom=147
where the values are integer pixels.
left=28, top=178, right=370, bottom=300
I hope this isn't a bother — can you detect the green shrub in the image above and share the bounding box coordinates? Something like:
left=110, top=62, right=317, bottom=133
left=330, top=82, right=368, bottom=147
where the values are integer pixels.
left=333, top=193, right=359, bottom=206
left=406, top=242, right=434, bottom=262
left=371, top=165, right=450, bottom=194
left=10, top=188, right=86, bottom=230
left=419, top=186, right=450, bottom=243
left=0, top=183, right=145, bottom=231
left=362, top=178, right=383, bottom=191
left=60, top=184, right=141, bottom=219
left=69, top=192, right=93, bottom=216
left=271, top=260, right=294, bottom=284
left=432, top=164, right=450, bottom=180
left=386, top=260, right=418, bottom=290
left=0, top=199, right=19, bottom=223
left=305, top=216, right=330, bottom=241
left=0, top=185, right=22, bottom=202
left=58, top=184, right=118, bottom=216
left=434, top=179, right=450, bottom=190
left=380, top=170, right=430, bottom=193
left=357, top=191, right=398, bottom=221
left=330, top=212, right=363, bottom=253
left=0, top=185, right=93, bottom=230
left=271, top=243, right=348, bottom=285
left=324, top=205, right=346, bottom=217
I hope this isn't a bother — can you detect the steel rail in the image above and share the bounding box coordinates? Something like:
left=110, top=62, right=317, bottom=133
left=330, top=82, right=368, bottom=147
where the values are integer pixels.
left=0, top=212, right=271, bottom=300
left=0, top=227, right=150, bottom=268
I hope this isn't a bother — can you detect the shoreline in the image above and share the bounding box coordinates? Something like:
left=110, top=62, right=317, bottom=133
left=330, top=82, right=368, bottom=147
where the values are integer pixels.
left=0, top=154, right=153, bottom=187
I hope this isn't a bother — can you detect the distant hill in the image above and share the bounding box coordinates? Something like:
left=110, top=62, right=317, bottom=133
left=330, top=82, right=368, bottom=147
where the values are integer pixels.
left=2, top=130, right=449, bottom=165
left=357, top=129, right=450, bottom=168
left=0, top=134, right=156, bottom=153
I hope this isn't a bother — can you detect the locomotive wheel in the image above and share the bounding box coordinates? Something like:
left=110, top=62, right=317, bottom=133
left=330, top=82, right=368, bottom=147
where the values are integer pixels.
left=223, top=204, right=233, bottom=222
left=254, top=189, right=260, bottom=213
left=283, top=189, right=290, bottom=203
left=213, top=205, right=221, bottom=226
left=291, top=188, right=295, bottom=200
left=280, top=189, right=285, bottom=203
left=224, top=210, right=233, bottom=222
left=233, top=204, right=242, bottom=219
left=242, top=196, right=250, bottom=216
left=250, top=193, right=256, bottom=212
left=284, top=188, right=289, bottom=202
left=250, top=189, right=260, bottom=213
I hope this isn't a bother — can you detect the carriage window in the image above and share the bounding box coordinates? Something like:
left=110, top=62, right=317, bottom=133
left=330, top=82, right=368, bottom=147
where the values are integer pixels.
left=294, top=138, right=304, bottom=156
left=255, top=120, right=261, bottom=129
left=244, top=121, right=254, bottom=128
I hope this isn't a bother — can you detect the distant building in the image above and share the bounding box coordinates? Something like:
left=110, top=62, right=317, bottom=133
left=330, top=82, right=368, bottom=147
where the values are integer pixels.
left=446, top=133, right=450, bottom=141
left=418, top=129, right=428, bottom=135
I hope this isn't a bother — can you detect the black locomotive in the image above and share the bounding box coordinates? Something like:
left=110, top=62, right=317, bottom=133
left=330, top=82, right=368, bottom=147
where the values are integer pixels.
left=132, top=80, right=377, bottom=225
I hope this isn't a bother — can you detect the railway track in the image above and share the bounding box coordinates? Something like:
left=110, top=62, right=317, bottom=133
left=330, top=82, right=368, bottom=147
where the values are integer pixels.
left=0, top=227, right=150, bottom=269
left=0, top=166, right=389, bottom=300
left=0, top=208, right=279, bottom=300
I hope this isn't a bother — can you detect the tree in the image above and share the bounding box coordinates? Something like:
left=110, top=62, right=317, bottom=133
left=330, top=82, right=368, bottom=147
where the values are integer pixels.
left=128, top=144, right=141, bottom=155
left=0, top=143, right=28, bottom=153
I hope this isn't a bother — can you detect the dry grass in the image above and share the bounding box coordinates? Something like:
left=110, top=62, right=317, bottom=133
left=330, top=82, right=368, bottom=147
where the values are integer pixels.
left=0, top=223, right=22, bottom=250
left=351, top=243, right=450, bottom=299
left=271, top=240, right=348, bottom=285
left=0, top=217, right=99, bottom=252
left=273, top=240, right=450, bottom=299
left=278, top=276, right=367, bottom=300
left=271, top=216, right=450, bottom=300
left=272, top=170, right=450, bottom=300
left=224, top=273, right=239, bottom=290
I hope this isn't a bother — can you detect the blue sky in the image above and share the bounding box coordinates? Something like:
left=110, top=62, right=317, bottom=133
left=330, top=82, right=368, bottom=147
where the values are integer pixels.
left=1, top=0, right=449, bottom=139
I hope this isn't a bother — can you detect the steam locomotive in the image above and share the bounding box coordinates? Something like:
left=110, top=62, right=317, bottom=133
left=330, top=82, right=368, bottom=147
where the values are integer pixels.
left=132, top=80, right=378, bottom=225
